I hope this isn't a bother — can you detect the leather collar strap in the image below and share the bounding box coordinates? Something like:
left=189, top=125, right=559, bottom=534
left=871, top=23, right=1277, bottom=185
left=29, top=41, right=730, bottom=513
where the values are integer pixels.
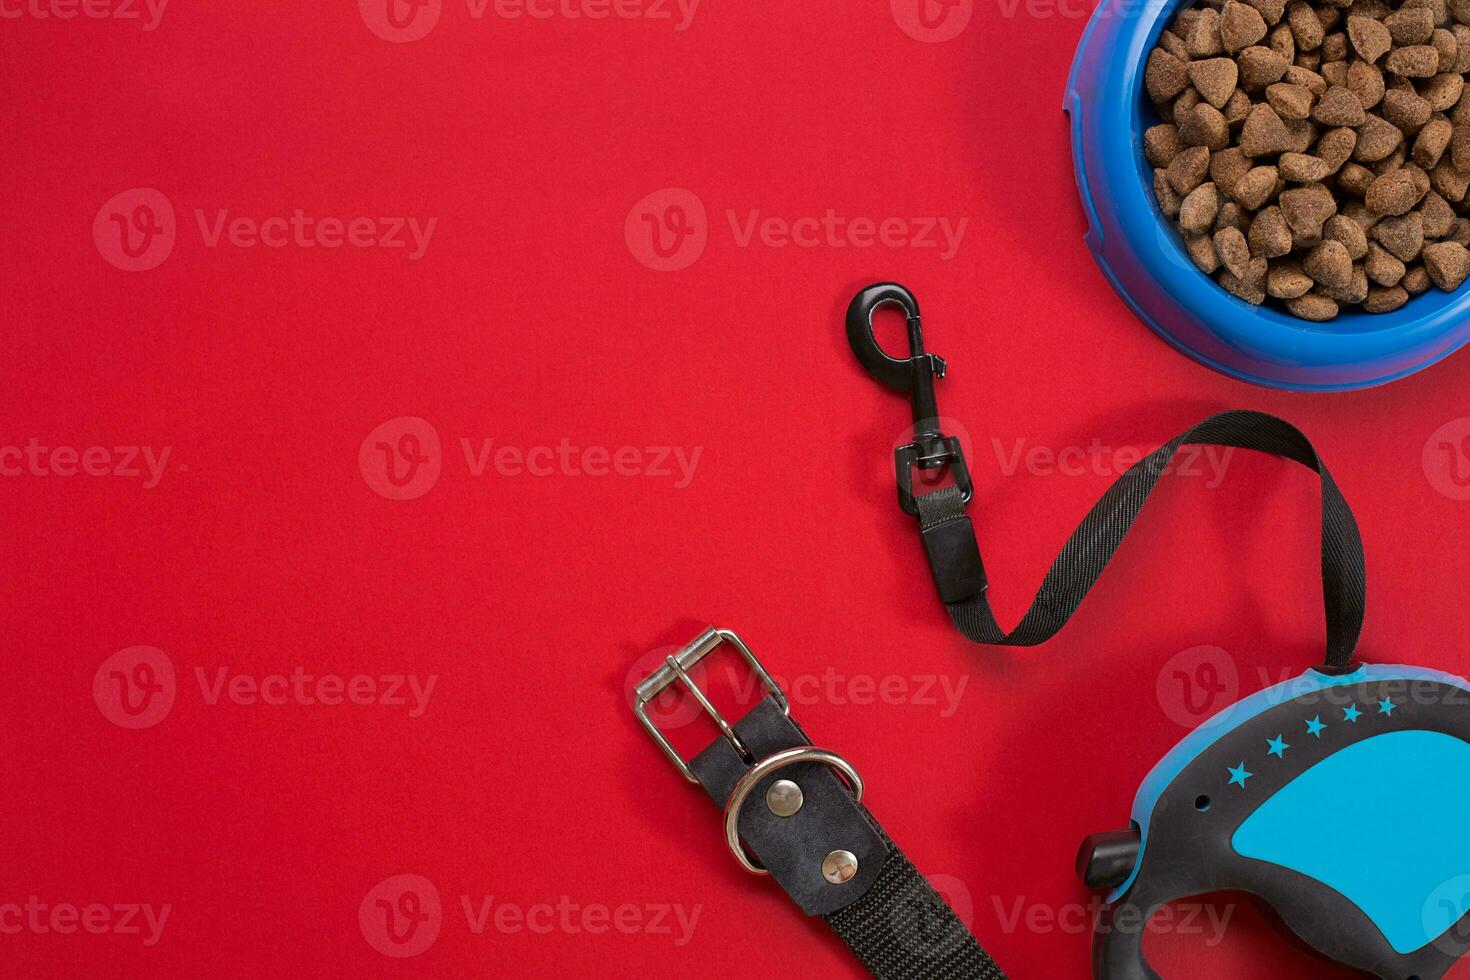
left=633, top=627, right=1006, bottom=979
left=909, top=410, right=1367, bottom=673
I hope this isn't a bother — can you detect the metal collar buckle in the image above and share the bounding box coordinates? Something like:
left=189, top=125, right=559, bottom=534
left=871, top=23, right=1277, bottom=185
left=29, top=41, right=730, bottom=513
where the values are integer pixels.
left=633, top=627, right=790, bottom=783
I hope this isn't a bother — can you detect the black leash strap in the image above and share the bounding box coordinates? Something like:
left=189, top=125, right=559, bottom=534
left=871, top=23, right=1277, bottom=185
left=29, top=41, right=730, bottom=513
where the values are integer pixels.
left=848, top=284, right=1366, bottom=672
left=632, top=628, right=1005, bottom=979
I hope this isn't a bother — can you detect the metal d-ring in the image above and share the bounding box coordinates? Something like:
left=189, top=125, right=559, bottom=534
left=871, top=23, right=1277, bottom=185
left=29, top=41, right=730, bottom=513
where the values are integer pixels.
left=722, top=747, right=864, bottom=876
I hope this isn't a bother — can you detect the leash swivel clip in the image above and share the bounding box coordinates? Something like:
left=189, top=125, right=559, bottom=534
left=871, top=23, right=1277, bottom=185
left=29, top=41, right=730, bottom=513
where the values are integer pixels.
left=846, top=282, right=973, bottom=517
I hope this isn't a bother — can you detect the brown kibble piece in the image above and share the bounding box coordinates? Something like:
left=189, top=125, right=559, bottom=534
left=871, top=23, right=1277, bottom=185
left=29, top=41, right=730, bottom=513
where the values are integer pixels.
left=1317, top=126, right=1359, bottom=169
left=1285, top=116, right=1318, bottom=152
left=1340, top=162, right=1378, bottom=194
left=1145, top=124, right=1185, bottom=167
left=1280, top=183, right=1339, bottom=236
left=1403, top=264, right=1432, bottom=293
left=1323, top=264, right=1370, bottom=304
left=1222, top=0, right=1270, bottom=50
left=1268, top=260, right=1317, bottom=296
left=1454, top=24, right=1470, bottom=70
left=1423, top=240, right=1470, bottom=288
left=1386, top=45, right=1441, bottom=77
left=1250, top=0, right=1288, bottom=24
left=1381, top=90, right=1432, bottom=132
left=1347, top=14, right=1392, bottom=61
left=1221, top=256, right=1270, bottom=303
left=1280, top=151, right=1333, bottom=180
left=1325, top=213, right=1370, bottom=257
left=1242, top=103, right=1296, bottom=155
left=1454, top=125, right=1470, bottom=169
left=1365, top=241, right=1408, bottom=284
left=1299, top=51, right=1322, bottom=72
left=1366, top=168, right=1428, bottom=213
left=1147, top=49, right=1191, bottom=102
left=1284, top=64, right=1327, bottom=93
left=1272, top=21, right=1298, bottom=61
left=1414, top=116, right=1455, bottom=166
left=1363, top=284, right=1410, bottom=311
left=1210, top=146, right=1253, bottom=192
left=1233, top=164, right=1282, bottom=207
left=1180, top=103, right=1232, bottom=148
left=1323, top=32, right=1350, bottom=64
left=1239, top=45, right=1292, bottom=87
left=1188, top=6, right=1225, bottom=55
left=1432, top=157, right=1470, bottom=198
left=1424, top=74, right=1466, bottom=113
left=1346, top=60, right=1386, bottom=109
left=1420, top=188, right=1458, bottom=235
left=1181, top=183, right=1223, bottom=231
left=1323, top=60, right=1350, bottom=87
left=1267, top=81, right=1317, bottom=117
left=1289, top=1, right=1325, bottom=48
left=1167, top=145, right=1213, bottom=194
left=1249, top=205, right=1296, bottom=255
left=1453, top=217, right=1470, bottom=245
left=1186, top=232, right=1223, bottom=273
left=1304, top=239, right=1355, bottom=285
left=1286, top=292, right=1341, bottom=318
left=1433, top=28, right=1460, bottom=71
left=1372, top=211, right=1426, bottom=260
left=1314, top=85, right=1368, bottom=124
left=1215, top=225, right=1254, bottom=277
left=1385, top=6, right=1435, bottom=44
left=1217, top=201, right=1250, bottom=232
left=1223, top=89, right=1255, bottom=127
left=1189, top=58, right=1241, bottom=107
left=1155, top=170, right=1184, bottom=217
left=1355, top=114, right=1404, bottom=161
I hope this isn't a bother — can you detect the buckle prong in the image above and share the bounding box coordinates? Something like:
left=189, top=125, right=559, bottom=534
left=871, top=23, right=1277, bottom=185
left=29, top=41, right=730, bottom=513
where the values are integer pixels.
left=633, top=627, right=789, bottom=784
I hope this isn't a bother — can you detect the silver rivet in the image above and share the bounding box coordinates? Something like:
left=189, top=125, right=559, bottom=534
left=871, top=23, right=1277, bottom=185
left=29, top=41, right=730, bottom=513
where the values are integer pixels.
left=766, top=779, right=804, bottom=817
left=822, top=850, right=859, bottom=884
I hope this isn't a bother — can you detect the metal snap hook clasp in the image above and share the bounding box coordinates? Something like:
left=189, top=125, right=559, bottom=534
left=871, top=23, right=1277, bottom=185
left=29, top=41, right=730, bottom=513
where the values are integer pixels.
left=846, top=282, right=973, bottom=516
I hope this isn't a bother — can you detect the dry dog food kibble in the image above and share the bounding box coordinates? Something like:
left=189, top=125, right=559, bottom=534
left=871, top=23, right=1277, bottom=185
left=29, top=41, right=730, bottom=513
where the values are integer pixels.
left=1146, top=0, right=1470, bottom=319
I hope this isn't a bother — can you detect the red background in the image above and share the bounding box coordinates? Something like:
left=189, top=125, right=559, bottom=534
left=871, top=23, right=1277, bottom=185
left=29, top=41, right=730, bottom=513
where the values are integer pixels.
left=6, top=0, right=1470, bottom=976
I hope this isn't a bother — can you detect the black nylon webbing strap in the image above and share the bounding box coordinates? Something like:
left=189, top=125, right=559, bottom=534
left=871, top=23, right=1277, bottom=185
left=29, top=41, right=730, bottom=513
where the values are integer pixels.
left=826, top=844, right=1006, bottom=980
left=685, top=696, right=1004, bottom=979
left=913, top=410, right=1367, bottom=670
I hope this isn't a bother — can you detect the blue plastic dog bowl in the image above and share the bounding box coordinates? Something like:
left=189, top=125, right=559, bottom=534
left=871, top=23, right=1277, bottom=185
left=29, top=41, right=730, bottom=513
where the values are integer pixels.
left=1065, top=0, right=1470, bottom=391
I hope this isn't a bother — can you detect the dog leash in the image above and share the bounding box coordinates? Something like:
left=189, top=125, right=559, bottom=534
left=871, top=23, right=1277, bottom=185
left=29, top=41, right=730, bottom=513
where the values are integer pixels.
left=846, top=282, right=1367, bottom=674
left=626, top=283, right=1371, bottom=980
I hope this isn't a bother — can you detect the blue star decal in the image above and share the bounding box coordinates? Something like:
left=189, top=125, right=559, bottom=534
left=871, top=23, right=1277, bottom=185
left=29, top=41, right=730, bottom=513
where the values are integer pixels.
left=1266, top=736, right=1289, bottom=758
left=1228, top=763, right=1253, bottom=788
left=1305, top=716, right=1327, bottom=738
left=1379, top=697, right=1397, bottom=716
left=1343, top=704, right=1362, bottom=723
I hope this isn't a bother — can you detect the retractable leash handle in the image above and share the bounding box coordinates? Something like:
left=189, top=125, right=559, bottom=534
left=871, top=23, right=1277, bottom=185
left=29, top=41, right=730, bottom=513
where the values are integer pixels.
left=842, top=285, right=1470, bottom=980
